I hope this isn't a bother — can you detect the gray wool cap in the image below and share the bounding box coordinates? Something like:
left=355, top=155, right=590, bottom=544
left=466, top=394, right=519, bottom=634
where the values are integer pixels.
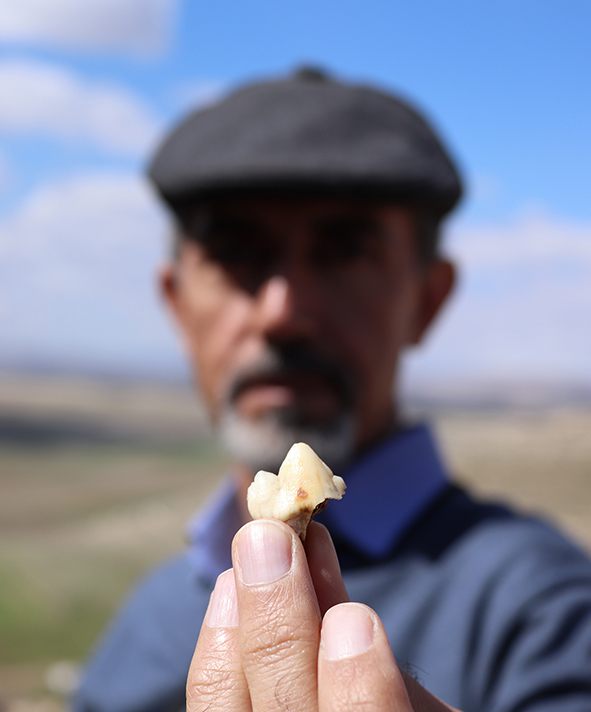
left=148, top=67, right=463, bottom=217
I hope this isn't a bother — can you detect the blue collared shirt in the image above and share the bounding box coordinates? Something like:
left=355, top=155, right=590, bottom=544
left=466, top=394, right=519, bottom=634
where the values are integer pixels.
left=187, top=423, right=448, bottom=582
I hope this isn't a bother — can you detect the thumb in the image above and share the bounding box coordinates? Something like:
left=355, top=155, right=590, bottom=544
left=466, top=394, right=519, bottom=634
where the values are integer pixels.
left=319, top=602, right=413, bottom=711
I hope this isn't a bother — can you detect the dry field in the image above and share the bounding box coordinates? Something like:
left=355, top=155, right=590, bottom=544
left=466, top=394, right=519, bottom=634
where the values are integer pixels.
left=1, top=375, right=590, bottom=711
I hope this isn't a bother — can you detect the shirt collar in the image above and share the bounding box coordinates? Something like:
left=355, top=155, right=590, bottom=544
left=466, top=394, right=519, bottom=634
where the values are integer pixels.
left=187, top=424, right=447, bottom=583
left=316, top=423, right=448, bottom=558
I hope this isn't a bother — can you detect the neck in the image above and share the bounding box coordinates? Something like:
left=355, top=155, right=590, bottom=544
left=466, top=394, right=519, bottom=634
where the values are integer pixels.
left=356, top=404, right=400, bottom=455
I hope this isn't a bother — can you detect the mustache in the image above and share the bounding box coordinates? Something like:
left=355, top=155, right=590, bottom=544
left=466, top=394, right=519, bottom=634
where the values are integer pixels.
left=222, top=343, right=356, bottom=408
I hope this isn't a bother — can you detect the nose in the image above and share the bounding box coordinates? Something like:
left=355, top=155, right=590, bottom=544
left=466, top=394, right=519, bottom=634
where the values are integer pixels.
left=253, top=273, right=317, bottom=342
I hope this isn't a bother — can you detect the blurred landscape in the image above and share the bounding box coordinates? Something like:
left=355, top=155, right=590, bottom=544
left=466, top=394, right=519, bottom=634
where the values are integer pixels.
left=1, top=372, right=590, bottom=711
left=1, top=3, right=590, bottom=711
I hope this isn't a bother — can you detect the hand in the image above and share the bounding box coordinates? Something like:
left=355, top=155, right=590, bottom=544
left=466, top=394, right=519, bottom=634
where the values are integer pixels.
left=187, top=519, right=458, bottom=711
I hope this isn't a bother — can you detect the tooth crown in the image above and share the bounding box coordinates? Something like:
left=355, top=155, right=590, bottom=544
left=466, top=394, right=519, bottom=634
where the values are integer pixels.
left=247, top=442, right=346, bottom=539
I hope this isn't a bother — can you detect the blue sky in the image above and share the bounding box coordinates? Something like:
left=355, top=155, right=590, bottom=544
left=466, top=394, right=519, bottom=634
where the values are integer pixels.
left=1, top=0, right=590, bottom=387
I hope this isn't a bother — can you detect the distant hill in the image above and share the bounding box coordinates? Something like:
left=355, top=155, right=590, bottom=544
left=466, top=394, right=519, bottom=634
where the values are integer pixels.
left=1, top=365, right=590, bottom=446
left=0, top=371, right=208, bottom=446
left=402, top=378, right=591, bottom=411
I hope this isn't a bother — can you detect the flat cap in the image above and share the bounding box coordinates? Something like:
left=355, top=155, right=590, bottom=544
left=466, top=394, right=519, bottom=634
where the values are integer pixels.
left=148, top=67, right=463, bottom=216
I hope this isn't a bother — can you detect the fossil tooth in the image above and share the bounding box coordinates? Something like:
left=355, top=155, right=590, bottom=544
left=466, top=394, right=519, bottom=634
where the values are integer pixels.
left=247, top=442, right=346, bottom=540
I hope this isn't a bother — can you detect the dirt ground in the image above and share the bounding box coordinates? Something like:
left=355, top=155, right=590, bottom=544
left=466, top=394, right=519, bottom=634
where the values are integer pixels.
left=1, top=377, right=590, bottom=710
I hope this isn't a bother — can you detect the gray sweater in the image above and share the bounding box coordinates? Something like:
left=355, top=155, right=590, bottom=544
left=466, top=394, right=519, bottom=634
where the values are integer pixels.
left=74, top=484, right=591, bottom=711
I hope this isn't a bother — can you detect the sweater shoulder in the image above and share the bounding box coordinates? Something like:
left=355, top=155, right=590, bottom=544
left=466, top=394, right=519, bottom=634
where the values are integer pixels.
left=74, top=553, right=209, bottom=712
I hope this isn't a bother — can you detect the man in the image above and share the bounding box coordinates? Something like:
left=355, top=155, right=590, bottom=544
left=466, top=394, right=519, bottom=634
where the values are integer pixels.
left=74, top=67, right=591, bottom=711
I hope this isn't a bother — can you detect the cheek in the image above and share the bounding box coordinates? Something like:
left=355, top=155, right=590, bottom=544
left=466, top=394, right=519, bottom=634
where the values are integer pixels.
left=319, top=270, right=418, bottom=380
left=179, top=270, right=251, bottom=410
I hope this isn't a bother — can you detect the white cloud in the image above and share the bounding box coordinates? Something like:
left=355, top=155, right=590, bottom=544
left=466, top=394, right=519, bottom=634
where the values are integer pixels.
left=407, top=211, right=591, bottom=384
left=448, top=210, right=591, bottom=268
left=0, top=59, right=162, bottom=156
left=0, top=0, right=178, bottom=56
left=0, top=172, right=183, bottom=374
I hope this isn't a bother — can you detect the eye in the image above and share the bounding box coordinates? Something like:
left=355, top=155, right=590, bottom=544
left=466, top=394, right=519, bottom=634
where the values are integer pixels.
left=311, top=216, right=383, bottom=268
left=195, top=216, right=278, bottom=288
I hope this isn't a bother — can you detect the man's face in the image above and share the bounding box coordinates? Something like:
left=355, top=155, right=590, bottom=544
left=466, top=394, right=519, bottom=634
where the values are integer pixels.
left=162, top=195, right=452, bottom=471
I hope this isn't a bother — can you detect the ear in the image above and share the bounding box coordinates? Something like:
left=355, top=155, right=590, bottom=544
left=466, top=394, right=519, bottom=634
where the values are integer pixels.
left=411, top=258, right=456, bottom=345
left=159, top=261, right=199, bottom=360
left=159, top=261, right=185, bottom=329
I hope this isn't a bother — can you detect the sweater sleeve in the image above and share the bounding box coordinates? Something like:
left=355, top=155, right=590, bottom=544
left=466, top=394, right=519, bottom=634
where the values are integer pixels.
left=72, top=554, right=209, bottom=712
left=466, top=521, right=591, bottom=712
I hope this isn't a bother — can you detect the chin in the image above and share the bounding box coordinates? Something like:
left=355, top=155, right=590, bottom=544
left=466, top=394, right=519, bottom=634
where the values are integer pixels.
left=217, top=406, right=355, bottom=474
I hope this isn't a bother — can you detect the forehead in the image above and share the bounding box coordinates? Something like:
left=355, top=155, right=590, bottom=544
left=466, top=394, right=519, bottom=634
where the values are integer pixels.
left=183, top=193, right=416, bottom=235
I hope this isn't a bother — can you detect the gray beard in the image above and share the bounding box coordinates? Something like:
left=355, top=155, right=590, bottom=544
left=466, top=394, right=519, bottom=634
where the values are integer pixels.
left=217, top=407, right=355, bottom=475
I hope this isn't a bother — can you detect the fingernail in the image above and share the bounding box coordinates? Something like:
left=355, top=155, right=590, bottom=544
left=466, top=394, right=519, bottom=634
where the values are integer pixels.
left=235, top=520, right=292, bottom=585
left=322, top=603, right=375, bottom=660
left=205, top=569, right=239, bottom=627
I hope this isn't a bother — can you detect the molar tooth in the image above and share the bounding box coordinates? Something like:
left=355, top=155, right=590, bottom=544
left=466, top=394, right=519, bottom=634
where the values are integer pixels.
left=247, top=442, right=346, bottom=540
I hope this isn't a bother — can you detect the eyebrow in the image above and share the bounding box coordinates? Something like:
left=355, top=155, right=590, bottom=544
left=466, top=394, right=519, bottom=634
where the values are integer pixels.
left=312, top=213, right=385, bottom=237
left=185, top=212, right=267, bottom=242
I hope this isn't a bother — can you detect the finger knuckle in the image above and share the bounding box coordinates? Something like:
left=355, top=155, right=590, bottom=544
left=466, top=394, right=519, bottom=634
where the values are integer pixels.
left=330, top=687, right=377, bottom=712
left=328, top=662, right=394, bottom=712
left=186, top=656, right=237, bottom=711
left=245, top=623, right=300, bottom=665
left=243, top=601, right=314, bottom=663
left=335, top=696, right=376, bottom=712
left=273, top=668, right=317, bottom=712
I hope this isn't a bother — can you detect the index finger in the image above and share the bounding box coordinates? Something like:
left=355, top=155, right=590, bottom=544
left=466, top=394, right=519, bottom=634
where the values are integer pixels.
left=232, top=519, right=321, bottom=712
